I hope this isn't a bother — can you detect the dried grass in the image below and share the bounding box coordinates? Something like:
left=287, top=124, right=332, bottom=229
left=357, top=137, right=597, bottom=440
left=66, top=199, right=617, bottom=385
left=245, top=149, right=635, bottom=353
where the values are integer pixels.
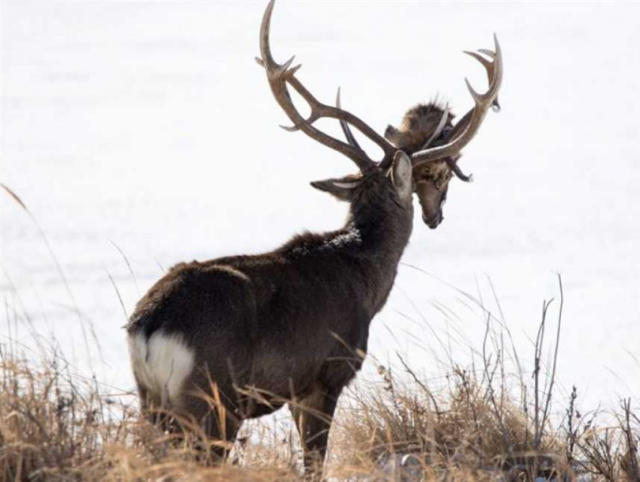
left=0, top=350, right=300, bottom=481
left=1, top=340, right=637, bottom=481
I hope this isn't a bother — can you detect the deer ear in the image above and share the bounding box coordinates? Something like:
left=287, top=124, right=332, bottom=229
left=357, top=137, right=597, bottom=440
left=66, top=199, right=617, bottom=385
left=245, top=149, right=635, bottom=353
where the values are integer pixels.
left=389, top=151, right=413, bottom=200
left=384, top=125, right=401, bottom=144
left=310, top=178, right=360, bottom=201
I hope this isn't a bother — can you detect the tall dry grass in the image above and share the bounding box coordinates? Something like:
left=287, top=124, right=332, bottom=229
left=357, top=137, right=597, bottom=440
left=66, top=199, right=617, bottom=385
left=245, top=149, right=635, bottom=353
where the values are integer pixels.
left=0, top=347, right=304, bottom=481
left=1, top=331, right=638, bottom=481
left=328, top=277, right=639, bottom=481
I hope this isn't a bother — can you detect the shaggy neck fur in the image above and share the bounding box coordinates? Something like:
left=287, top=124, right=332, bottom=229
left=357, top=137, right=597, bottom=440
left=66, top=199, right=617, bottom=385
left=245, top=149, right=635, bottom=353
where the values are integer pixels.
left=283, top=176, right=413, bottom=267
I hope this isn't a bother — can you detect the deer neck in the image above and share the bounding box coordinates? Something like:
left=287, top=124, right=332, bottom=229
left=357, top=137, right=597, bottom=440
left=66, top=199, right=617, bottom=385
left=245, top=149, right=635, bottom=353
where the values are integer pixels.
left=337, top=199, right=412, bottom=315
left=348, top=197, right=413, bottom=267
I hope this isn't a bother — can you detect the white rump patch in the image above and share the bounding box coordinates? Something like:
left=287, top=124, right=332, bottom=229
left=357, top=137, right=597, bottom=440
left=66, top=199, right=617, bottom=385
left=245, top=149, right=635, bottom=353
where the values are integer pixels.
left=128, top=331, right=195, bottom=407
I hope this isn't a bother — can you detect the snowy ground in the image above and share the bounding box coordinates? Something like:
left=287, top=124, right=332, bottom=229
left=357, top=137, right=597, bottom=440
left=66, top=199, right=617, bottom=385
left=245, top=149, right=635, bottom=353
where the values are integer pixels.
left=1, top=1, right=639, bottom=413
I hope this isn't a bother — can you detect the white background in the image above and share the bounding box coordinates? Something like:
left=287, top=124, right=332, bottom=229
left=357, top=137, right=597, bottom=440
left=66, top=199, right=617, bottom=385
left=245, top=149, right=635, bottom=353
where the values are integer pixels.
left=2, top=1, right=639, bottom=413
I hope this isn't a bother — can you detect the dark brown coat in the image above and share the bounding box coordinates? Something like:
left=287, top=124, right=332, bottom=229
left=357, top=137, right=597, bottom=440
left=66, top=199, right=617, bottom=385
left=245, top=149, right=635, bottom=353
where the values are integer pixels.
left=126, top=153, right=414, bottom=471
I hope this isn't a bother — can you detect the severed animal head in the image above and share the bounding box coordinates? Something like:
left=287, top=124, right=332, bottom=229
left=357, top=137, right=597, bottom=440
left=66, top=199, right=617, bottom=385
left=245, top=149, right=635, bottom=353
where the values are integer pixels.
left=385, top=103, right=458, bottom=228
left=386, top=102, right=483, bottom=228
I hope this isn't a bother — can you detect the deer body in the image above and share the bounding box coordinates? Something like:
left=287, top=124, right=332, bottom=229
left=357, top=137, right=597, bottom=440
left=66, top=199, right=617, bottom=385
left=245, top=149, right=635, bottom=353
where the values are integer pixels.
left=127, top=162, right=414, bottom=468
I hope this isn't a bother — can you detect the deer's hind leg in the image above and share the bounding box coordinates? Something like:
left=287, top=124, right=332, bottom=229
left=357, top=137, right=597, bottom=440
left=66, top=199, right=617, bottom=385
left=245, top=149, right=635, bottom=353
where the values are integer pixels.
left=174, top=391, right=241, bottom=463
left=289, top=381, right=343, bottom=478
left=134, top=377, right=177, bottom=433
left=168, top=364, right=246, bottom=464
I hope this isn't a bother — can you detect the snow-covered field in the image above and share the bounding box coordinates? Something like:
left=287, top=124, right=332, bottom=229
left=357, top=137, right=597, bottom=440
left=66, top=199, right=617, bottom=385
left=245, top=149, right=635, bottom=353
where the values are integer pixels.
left=1, top=1, right=639, bottom=411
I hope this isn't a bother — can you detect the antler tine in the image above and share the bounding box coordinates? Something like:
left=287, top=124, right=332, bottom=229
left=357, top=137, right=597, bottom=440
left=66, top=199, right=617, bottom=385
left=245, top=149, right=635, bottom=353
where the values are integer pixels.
left=258, top=0, right=396, bottom=172
left=410, top=34, right=503, bottom=168
left=420, top=106, right=450, bottom=150
left=336, top=88, right=363, bottom=152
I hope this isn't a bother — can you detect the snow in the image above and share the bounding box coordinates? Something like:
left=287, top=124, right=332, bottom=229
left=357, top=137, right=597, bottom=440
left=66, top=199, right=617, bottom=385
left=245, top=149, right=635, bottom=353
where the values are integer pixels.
left=1, top=1, right=639, bottom=411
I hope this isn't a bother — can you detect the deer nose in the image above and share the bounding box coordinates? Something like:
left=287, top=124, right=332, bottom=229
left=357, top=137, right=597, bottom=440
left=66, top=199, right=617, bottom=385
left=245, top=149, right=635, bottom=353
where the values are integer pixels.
left=422, top=212, right=442, bottom=229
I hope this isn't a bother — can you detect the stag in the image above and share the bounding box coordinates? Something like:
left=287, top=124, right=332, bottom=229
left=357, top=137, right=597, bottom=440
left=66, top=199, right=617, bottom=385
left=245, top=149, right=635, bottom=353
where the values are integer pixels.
left=127, top=0, right=502, bottom=475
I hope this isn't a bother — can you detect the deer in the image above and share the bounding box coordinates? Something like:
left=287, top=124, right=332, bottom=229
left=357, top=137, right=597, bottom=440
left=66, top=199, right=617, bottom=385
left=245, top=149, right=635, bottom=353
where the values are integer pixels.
left=126, top=0, right=502, bottom=476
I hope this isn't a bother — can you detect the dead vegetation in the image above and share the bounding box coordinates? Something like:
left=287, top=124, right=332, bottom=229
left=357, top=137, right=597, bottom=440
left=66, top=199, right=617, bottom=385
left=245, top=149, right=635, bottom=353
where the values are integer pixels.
left=1, top=326, right=638, bottom=481
left=0, top=349, right=303, bottom=481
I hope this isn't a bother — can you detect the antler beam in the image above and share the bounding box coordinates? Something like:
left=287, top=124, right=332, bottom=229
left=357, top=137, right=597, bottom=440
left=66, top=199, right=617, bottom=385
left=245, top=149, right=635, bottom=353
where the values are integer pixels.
left=410, top=35, right=503, bottom=167
left=257, top=0, right=397, bottom=172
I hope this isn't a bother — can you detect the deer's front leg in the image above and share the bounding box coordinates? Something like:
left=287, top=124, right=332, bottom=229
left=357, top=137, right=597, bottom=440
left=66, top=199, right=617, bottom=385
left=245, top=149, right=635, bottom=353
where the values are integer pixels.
left=289, top=381, right=342, bottom=478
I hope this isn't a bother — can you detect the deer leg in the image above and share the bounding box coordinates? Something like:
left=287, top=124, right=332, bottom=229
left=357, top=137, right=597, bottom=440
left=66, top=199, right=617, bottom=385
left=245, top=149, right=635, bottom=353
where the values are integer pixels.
left=136, top=382, right=177, bottom=432
left=174, top=368, right=242, bottom=463
left=177, top=393, right=241, bottom=463
left=289, top=382, right=342, bottom=478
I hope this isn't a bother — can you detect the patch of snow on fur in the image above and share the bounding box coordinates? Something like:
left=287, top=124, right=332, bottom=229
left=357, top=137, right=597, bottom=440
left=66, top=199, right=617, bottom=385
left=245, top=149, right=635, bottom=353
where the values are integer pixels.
left=322, top=224, right=362, bottom=251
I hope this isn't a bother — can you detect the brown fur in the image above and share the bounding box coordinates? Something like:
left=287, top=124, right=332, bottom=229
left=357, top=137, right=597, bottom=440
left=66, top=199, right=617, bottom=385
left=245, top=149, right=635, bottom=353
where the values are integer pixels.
left=127, top=154, right=415, bottom=476
left=386, top=103, right=457, bottom=228
left=385, top=103, right=454, bottom=154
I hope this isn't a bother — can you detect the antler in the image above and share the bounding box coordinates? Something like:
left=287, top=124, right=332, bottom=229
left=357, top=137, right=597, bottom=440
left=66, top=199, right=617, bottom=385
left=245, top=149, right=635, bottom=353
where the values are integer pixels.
left=410, top=35, right=503, bottom=168
left=257, top=0, right=397, bottom=172
left=336, top=89, right=364, bottom=153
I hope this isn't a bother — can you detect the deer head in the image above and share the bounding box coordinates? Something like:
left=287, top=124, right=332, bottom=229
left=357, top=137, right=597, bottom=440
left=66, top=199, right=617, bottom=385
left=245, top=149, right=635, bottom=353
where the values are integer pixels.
left=384, top=103, right=457, bottom=228
left=257, top=0, right=502, bottom=230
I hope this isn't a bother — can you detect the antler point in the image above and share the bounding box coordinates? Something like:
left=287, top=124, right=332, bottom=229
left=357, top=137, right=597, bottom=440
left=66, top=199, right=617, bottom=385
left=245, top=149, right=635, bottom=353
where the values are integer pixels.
left=478, top=48, right=496, bottom=59
left=279, top=123, right=299, bottom=132
left=464, top=78, right=481, bottom=102
left=287, top=63, right=302, bottom=77
left=281, top=55, right=295, bottom=70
